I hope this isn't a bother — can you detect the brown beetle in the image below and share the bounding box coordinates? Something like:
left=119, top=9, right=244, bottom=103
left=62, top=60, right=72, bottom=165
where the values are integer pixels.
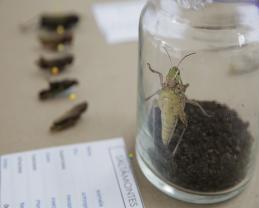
left=39, top=33, right=73, bottom=52
left=50, top=102, right=88, bottom=132
left=37, top=54, right=74, bottom=75
left=39, top=79, right=78, bottom=101
left=40, top=13, right=80, bottom=34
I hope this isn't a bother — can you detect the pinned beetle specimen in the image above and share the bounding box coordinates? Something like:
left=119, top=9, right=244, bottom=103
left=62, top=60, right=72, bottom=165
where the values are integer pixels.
left=39, top=79, right=78, bottom=101
left=20, top=13, right=80, bottom=34
left=37, top=54, right=74, bottom=75
left=50, top=102, right=88, bottom=132
left=146, top=49, right=210, bottom=147
left=40, top=13, right=80, bottom=34
left=39, top=33, right=73, bottom=51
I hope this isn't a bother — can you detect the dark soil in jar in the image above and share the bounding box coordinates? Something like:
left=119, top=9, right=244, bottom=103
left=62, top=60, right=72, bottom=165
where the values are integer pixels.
left=148, top=101, right=253, bottom=192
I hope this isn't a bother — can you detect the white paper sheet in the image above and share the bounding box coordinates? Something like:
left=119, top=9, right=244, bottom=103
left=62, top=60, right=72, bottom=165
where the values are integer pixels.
left=0, top=138, right=144, bottom=208
left=92, top=1, right=146, bottom=44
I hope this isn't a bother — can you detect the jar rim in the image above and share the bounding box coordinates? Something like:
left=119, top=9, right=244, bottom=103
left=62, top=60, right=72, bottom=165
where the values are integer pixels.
left=148, top=0, right=258, bottom=11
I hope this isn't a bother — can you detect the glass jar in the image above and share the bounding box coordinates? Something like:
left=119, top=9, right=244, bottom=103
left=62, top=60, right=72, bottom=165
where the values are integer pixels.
left=136, top=0, right=259, bottom=204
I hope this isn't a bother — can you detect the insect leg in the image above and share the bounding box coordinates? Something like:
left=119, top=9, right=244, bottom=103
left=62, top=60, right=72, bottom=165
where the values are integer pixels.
left=187, top=99, right=211, bottom=117
left=166, top=120, right=178, bottom=146
left=145, top=89, right=160, bottom=101
left=172, top=127, right=186, bottom=158
left=179, top=110, right=188, bottom=127
left=147, top=63, right=164, bottom=87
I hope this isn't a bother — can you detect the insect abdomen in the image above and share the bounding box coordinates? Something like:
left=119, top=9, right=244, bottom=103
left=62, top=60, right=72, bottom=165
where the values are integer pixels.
left=159, top=89, right=183, bottom=145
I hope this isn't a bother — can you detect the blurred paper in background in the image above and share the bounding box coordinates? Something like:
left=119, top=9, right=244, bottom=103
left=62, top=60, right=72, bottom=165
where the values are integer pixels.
left=92, top=1, right=146, bottom=44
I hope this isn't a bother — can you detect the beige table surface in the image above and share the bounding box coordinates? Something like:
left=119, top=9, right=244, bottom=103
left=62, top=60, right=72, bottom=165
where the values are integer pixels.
left=0, top=0, right=258, bottom=207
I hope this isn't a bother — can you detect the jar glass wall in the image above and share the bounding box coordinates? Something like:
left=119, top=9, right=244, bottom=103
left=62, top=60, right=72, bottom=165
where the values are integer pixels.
left=136, top=0, right=259, bottom=204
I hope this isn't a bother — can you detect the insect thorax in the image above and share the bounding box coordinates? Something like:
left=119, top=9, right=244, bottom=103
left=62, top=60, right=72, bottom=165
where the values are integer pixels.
left=167, top=67, right=180, bottom=81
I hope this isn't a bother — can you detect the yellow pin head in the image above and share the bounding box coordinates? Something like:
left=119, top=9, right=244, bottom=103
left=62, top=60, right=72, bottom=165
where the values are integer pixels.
left=51, top=66, right=59, bottom=76
left=128, top=152, right=134, bottom=159
left=56, top=25, right=65, bottom=35
left=57, top=44, right=64, bottom=52
left=68, top=93, right=77, bottom=101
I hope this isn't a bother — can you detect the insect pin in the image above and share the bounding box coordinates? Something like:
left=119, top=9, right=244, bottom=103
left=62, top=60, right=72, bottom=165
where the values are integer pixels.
left=38, top=33, right=73, bottom=52
left=37, top=54, right=74, bottom=75
left=39, top=79, right=78, bottom=101
left=50, top=102, right=88, bottom=132
left=146, top=48, right=210, bottom=147
left=20, top=13, right=80, bottom=34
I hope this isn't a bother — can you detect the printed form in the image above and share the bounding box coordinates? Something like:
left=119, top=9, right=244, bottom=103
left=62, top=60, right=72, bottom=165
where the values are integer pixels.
left=0, top=138, right=144, bottom=208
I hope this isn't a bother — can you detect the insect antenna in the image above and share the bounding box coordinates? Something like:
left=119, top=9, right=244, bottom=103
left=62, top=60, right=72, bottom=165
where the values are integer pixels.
left=163, top=47, right=174, bottom=68
left=177, top=52, right=196, bottom=68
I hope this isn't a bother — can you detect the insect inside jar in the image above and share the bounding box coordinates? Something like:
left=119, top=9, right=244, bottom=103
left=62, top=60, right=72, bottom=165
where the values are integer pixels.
left=146, top=48, right=210, bottom=149
left=20, top=13, right=80, bottom=34
left=38, top=33, right=73, bottom=52
left=50, top=101, right=88, bottom=132
left=37, top=54, right=74, bottom=75
left=39, top=79, right=78, bottom=101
